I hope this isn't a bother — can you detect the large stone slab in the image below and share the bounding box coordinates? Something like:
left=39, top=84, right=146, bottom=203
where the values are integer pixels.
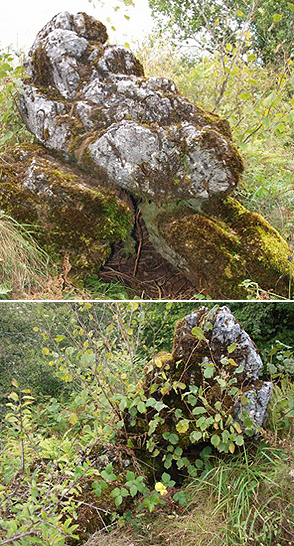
left=0, top=144, right=133, bottom=271
left=141, top=197, right=292, bottom=299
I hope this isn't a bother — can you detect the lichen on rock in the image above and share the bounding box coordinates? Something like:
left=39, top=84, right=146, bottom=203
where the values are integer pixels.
left=0, top=144, right=133, bottom=271
left=18, top=10, right=243, bottom=202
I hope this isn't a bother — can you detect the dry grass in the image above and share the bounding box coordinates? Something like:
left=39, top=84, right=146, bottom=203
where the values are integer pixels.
left=81, top=530, right=140, bottom=546
left=0, top=213, right=52, bottom=298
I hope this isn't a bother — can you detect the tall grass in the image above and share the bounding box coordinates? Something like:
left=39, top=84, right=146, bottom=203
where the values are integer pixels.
left=147, top=444, right=294, bottom=546
left=0, top=214, right=51, bottom=298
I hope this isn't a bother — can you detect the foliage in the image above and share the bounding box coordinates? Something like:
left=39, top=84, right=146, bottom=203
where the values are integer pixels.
left=230, top=302, right=294, bottom=359
left=83, top=275, right=131, bottom=300
left=0, top=50, right=31, bottom=149
left=0, top=303, right=294, bottom=545
left=148, top=0, right=294, bottom=65
left=268, top=379, right=294, bottom=440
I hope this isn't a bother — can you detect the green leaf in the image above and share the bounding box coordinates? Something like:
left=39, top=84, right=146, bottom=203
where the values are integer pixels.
left=187, top=394, right=197, bottom=406
left=191, top=327, right=207, bottom=342
left=288, top=2, right=294, bottom=12
left=192, top=406, right=207, bottom=415
left=164, top=454, right=173, bottom=469
left=227, top=343, right=237, bottom=354
left=119, top=398, right=127, bottom=411
left=169, top=433, right=179, bottom=444
left=211, top=434, right=220, bottom=447
left=115, top=495, right=123, bottom=507
left=8, top=392, right=18, bottom=402
left=243, top=416, right=253, bottom=428
left=130, top=484, right=137, bottom=497
left=92, top=482, right=102, bottom=497
left=101, top=470, right=117, bottom=482
left=235, top=435, right=244, bottom=446
left=190, top=430, right=202, bottom=442
left=81, top=352, right=95, bottom=366
left=146, top=397, right=157, bottom=407
left=176, top=419, right=190, bottom=434
left=204, top=366, right=215, bottom=379
left=137, top=401, right=146, bottom=414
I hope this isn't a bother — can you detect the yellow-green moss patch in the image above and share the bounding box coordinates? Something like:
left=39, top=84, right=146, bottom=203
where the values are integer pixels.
left=155, top=197, right=291, bottom=299
left=0, top=144, right=133, bottom=273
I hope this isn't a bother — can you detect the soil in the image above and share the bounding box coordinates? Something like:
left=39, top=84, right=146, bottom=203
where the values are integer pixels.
left=99, top=208, right=200, bottom=300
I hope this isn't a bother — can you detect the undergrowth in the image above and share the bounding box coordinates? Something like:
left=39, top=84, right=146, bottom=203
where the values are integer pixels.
left=0, top=213, right=51, bottom=299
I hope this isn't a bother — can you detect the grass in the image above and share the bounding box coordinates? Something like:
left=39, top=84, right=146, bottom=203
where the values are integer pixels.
left=137, top=444, right=294, bottom=546
left=0, top=213, right=52, bottom=298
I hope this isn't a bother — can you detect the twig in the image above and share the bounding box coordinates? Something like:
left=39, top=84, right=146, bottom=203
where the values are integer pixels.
left=133, top=208, right=143, bottom=276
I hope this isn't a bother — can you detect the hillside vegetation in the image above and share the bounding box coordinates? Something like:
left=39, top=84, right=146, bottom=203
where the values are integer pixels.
left=0, top=302, right=293, bottom=545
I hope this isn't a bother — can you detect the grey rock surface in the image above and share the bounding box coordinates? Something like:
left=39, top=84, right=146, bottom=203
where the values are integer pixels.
left=210, top=305, right=263, bottom=380
left=173, top=306, right=272, bottom=429
left=19, top=11, right=243, bottom=201
left=234, top=381, right=273, bottom=428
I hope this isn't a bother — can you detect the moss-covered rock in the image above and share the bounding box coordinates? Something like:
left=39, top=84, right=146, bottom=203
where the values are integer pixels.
left=141, top=197, right=292, bottom=299
left=125, top=306, right=272, bottom=459
left=18, top=11, right=243, bottom=202
left=0, top=144, right=133, bottom=272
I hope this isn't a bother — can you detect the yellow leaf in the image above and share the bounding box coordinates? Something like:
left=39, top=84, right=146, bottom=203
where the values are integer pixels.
left=176, top=419, right=190, bottom=434
left=69, top=412, right=78, bottom=425
left=229, top=442, right=235, bottom=454
left=233, top=422, right=242, bottom=434
left=154, top=358, right=163, bottom=368
left=155, top=482, right=168, bottom=496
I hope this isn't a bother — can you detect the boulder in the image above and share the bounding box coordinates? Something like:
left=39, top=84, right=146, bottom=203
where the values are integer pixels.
left=0, top=144, right=133, bottom=271
left=126, top=306, right=272, bottom=454
left=10, top=11, right=292, bottom=297
left=19, top=11, right=244, bottom=202
left=141, top=197, right=292, bottom=299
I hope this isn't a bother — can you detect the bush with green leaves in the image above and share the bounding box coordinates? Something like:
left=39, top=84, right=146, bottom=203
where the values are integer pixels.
left=0, top=50, right=31, bottom=149
left=1, top=302, right=294, bottom=545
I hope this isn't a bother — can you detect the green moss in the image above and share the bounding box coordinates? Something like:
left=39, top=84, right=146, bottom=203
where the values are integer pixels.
left=193, top=105, right=233, bottom=140
left=0, top=144, right=133, bottom=273
left=154, top=196, right=291, bottom=299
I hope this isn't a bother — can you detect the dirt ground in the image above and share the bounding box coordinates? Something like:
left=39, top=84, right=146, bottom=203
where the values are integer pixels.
left=99, top=210, right=200, bottom=300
